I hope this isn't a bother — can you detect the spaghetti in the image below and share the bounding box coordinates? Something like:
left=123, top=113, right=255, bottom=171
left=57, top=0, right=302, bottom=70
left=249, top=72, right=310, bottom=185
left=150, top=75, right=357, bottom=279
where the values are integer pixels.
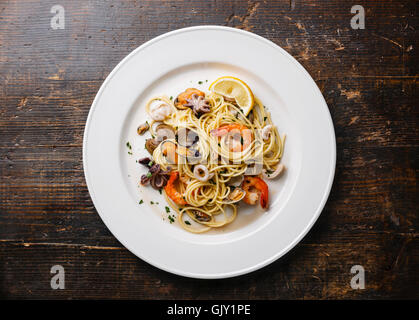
left=138, top=79, right=285, bottom=233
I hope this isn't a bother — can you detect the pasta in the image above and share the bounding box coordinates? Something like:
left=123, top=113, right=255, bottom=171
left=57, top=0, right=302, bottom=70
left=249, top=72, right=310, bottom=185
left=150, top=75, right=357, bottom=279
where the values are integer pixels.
left=138, top=78, right=285, bottom=233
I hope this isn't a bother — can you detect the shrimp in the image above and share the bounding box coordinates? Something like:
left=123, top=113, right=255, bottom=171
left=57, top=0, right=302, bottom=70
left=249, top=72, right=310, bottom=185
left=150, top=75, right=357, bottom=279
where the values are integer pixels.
left=164, top=171, right=188, bottom=206
left=175, top=88, right=205, bottom=109
left=241, top=176, right=269, bottom=209
left=211, top=124, right=253, bottom=152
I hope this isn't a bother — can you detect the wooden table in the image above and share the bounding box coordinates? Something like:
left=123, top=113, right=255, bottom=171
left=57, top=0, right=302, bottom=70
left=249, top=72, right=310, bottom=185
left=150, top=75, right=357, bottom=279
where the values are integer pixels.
left=0, top=0, right=417, bottom=299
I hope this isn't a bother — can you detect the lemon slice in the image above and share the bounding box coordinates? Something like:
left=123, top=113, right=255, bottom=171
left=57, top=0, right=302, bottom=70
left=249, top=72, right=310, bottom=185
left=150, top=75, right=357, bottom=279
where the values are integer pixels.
left=209, top=76, right=254, bottom=116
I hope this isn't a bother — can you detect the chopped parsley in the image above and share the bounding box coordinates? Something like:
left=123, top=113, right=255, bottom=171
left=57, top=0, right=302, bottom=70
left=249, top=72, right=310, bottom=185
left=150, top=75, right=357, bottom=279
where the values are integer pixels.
left=264, top=116, right=267, bottom=121
left=185, top=221, right=191, bottom=225
left=240, top=136, right=244, bottom=145
left=139, top=199, right=143, bottom=204
left=126, top=141, right=132, bottom=149
left=169, top=96, right=173, bottom=100
left=159, top=189, right=162, bottom=195
left=146, top=172, right=152, bottom=178
left=128, top=151, right=133, bottom=155
left=198, top=81, right=203, bottom=84
left=165, top=206, right=170, bottom=213
left=150, top=201, right=154, bottom=204
left=168, top=215, right=175, bottom=224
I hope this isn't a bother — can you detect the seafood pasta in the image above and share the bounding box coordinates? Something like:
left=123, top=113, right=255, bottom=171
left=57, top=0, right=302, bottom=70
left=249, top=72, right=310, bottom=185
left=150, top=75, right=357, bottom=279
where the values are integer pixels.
left=137, top=76, right=285, bottom=233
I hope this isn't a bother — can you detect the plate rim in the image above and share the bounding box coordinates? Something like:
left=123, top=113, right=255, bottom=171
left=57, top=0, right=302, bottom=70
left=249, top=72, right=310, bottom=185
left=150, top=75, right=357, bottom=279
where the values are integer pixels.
left=83, top=25, right=336, bottom=279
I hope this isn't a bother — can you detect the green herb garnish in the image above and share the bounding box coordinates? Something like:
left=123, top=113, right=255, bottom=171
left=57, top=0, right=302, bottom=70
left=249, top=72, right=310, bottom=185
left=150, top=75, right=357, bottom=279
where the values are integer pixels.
left=168, top=215, right=175, bottom=223
left=198, top=81, right=203, bottom=84
left=146, top=172, right=152, bottom=178
left=139, top=199, right=143, bottom=204
left=185, top=221, right=191, bottom=225
left=165, top=206, right=170, bottom=213
left=126, top=141, right=132, bottom=149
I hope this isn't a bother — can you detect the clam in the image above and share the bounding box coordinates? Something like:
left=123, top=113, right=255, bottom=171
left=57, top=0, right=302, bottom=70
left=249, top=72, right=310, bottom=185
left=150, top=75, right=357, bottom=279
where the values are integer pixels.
left=225, top=187, right=246, bottom=204
left=227, top=175, right=244, bottom=187
left=145, top=138, right=159, bottom=155
left=155, top=123, right=175, bottom=142
left=177, top=127, right=199, bottom=147
left=193, top=210, right=211, bottom=222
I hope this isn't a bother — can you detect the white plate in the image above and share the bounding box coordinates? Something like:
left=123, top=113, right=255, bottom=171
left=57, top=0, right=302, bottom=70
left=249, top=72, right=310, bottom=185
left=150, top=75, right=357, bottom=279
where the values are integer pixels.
left=83, top=26, right=336, bottom=279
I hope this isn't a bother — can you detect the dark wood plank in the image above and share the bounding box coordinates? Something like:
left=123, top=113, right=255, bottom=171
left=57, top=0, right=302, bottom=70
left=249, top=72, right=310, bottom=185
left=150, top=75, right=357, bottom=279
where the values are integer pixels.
left=0, top=0, right=417, bottom=299
left=0, top=233, right=417, bottom=299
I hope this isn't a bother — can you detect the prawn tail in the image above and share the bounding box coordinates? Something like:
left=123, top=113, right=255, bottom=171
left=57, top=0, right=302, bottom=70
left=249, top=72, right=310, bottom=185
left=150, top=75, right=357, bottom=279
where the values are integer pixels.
left=260, top=191, right=269, bottom=209
left=164, top=171, right=187, bottom=206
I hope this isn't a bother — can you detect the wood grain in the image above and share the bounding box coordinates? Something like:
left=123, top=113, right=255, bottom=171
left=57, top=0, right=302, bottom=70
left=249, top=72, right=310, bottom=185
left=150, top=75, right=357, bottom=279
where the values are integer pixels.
left=0, top=0, right=417, bottom=299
